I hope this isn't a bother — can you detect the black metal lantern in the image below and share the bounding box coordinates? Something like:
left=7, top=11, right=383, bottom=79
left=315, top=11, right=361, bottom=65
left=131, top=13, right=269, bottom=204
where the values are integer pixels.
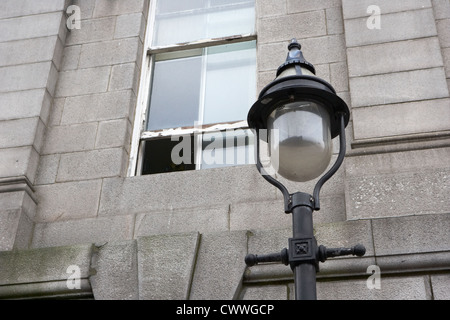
left=245, top=39, right=365, bottom=300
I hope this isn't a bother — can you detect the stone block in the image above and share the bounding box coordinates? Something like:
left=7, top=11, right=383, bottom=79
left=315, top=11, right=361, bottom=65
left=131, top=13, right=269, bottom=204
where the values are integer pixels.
left=344, top=9, right=437, bottom=47
left=90, top=240, right=138, bottom=300
left=347, top=38, right=444, bottom=77
left=349, top=68, right=449, bottom=108
left=32, top=215, right=134, bottom=248
left=41, top=122, right=98, bottom=155
left=0, top=118, right=39, bottom=149
left=298, top=35, right=346, bottom=65
left=72, top=0, right=96, bottom=20
left=56, top=148, right=126, bottom=181
left=108, top=63, right=139, bottom=92
left=346, top=155, right=450, bottom=219
left=48, top=97, right=65, bottom=127
left=66, top=17, right=115, bottom=45
left=0, top=89, right=46, bottom=121
left=329, top=62, right=349, bottom=92
left=137, top=232, right=199, bottom=300
left=34, top=180, right=102, bottom=222
left=0, top=147, right=39, bottom=181
left=431, top=274, right=450, bottom=300
left=0, top=12, right=64, bottom=43
left=372, top=214, right=450, bottom=256
left=258, top=42, right=290, bottom=72
left=93, top=0, right=147, bottom=17
left=443, top=47, right=450, bottom=77
left=60, top=45, right=81, bottom=71
left=0, top=36, right=58, bottom=67
left=432, top=0, right=450, bottom=20
left=0, top=62, right=53, bottom=93
left=78, top=37, right=140, bottom=69
left=55, top=66, right=111, bottom=97
left=258, top=11, right=327, bottom=44
left=0, top=243, right=93, bottom=285
left=95, top=119, right=131, bottom=150
left=256, top=0, right=287, bottom=17
left=61, top=90, right=133, bottom=124
left=287, top=0, right=341, bottom=13
left=342, top=0, right=431, bottom=19
left=35, top=154, right=60, bottom=185
left=190, top=230, right=247, bottom=299
left=316, top=275, right=431, bottom=300
left=230, top=200, right=291, bottom=231
left=352, top=98, right=450, bottom=140
left=326, top=6, right=344, bottom=35
left=0, top=0, right=68, bottom=19
left=436, top=18, right=450, bottom=48
left=114, top=13, right=145, bottom=40
left=98, top=165, right=277, bottom=216
left=135, top=205, right=229, bottom=237
left=242, top=285, right=288, bottom=300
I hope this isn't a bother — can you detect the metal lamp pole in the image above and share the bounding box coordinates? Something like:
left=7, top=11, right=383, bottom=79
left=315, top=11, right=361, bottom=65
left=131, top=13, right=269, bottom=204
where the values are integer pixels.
left=244, top=39, right=366, bottom=300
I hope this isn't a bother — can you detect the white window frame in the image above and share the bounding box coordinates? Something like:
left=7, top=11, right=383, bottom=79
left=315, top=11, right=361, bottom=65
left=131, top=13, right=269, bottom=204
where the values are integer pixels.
left=128, top=0, right=257, bottom=177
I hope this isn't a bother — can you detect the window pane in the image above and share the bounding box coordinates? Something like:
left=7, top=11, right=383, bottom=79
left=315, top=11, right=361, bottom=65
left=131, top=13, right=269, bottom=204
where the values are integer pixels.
left=152, top=0, right=255, bottom=47
left=201, top=129, right=255, bottom=169
left=142, top=136, right=195, bottom=174
left=147, top=54, right=202, bottom=131
left=203, top=41, right=256, bottom=125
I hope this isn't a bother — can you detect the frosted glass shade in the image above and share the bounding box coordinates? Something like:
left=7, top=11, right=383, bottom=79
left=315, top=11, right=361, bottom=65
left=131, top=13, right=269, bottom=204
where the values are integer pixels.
left=267, top=101, right=332, bottom=182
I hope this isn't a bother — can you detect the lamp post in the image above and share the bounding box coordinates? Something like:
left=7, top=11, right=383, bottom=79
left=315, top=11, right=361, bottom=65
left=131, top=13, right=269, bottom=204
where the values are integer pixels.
left=245, top=39, right=366, bottom=300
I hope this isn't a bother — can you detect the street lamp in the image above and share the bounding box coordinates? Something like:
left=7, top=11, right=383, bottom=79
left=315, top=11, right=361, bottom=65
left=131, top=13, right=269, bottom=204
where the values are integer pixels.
left=245, top=39, right=366, bottom=300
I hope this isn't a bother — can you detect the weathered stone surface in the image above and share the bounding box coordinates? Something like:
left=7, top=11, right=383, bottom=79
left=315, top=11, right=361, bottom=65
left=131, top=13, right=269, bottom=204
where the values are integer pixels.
left=349, top=68, right=449, bottom=108
left=372, top=214, right=450, bottom=256
left=32, top=215, right=134, bottom=248
left=41, top=122, right=98, bottom=155
left=137, top=232, right=199, bottom=300
left=352, top=98, right=450, bottom=140
left=55, top=66, right=111, bottom=97
left=135, top=205, right=229, bottom=237
left=34, top=180, right=102, bottom=222
left=61, top=90, right=133, bottom=124
left=0, top=147, right=39, bottom=181
left=344, top=9, right=437, bottom=47
left=0, top=12, right=64, bottom=42
left=347, top=38, right=444, bottom=77
left=242, top=285, right=288, bottom=300
left=190, top=230, right=248, bottom=299
left=90, top=240, right=138, bottom=300
left=342, top=0, right=431, bottom=19
left=0, top=62, right=53, bottom=93
left=99, top=166, right=277, bottom=216
left=56, top=147, right=126, bottom=181
left=0, top=243, right=93, bottom=285
left=287, top=0, right=341, bottom=13
left=258, top=10, right=327, bottom=44
left=345, top=148, right=450, bottom=219
left=66, top=17, right=116, bottom=45
left=431, top=274, right=450, bottom=300
left=0, top=0, right=68, bottom=19
left=316, top=275, right=431, bottom=300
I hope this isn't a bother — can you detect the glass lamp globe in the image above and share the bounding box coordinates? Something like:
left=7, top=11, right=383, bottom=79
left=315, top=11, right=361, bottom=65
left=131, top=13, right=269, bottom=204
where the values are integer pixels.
left=267, top=100, right=332, bottom=182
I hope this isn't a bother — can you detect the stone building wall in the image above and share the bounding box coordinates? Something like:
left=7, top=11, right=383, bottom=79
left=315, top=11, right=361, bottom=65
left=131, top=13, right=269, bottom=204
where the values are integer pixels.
left=0, top=0, right=449, bottom=300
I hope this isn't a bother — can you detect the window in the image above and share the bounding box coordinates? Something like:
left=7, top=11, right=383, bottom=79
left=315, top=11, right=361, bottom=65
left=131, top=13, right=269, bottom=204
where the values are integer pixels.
left=131, top=0, right=256, bottom=175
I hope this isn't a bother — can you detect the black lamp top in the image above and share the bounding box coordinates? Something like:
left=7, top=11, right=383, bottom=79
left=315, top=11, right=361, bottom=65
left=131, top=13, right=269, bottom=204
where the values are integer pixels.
left=276, top=39, right=316, bottom=77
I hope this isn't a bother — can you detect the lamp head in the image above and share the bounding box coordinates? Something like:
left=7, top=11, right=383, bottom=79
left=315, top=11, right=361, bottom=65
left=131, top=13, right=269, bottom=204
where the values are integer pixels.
left=248, top=39, right=350, bottom=182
